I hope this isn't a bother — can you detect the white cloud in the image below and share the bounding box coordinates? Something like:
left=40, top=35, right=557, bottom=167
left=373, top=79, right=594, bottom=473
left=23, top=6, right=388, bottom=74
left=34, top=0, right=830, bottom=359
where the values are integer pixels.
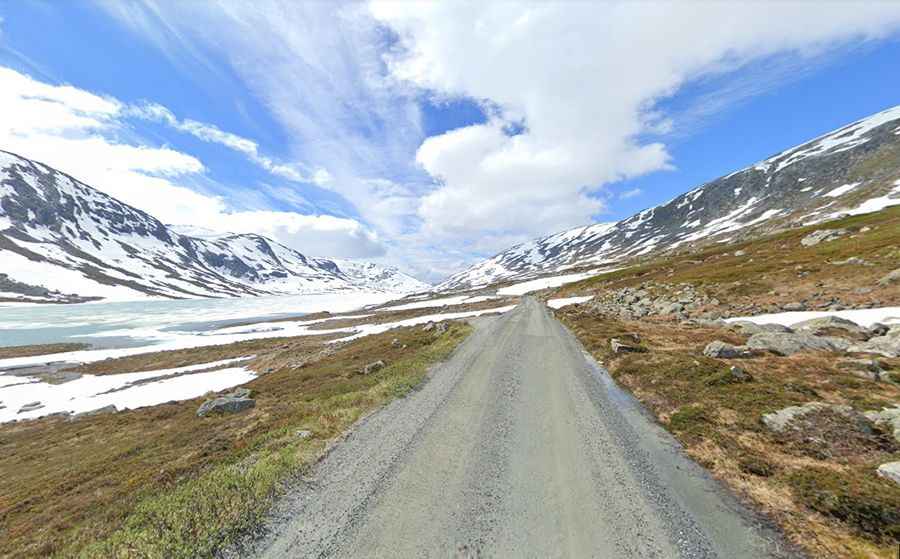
left=128, top=102, right=329, bottom=185
left=619, top=188, right=642, bottom=200
left=96, top=1, right=428, bottom=263
left=370, top=1, right=900, bottom=245
left=0, top=66, right=385, bottom=259
left=86, top=1, right=900, bottom=278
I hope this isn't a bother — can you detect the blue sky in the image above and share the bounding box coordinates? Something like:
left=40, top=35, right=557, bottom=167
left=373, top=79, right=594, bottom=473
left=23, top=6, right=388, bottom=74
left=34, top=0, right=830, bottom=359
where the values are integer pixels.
left=0, top=2, right=899, bottom=281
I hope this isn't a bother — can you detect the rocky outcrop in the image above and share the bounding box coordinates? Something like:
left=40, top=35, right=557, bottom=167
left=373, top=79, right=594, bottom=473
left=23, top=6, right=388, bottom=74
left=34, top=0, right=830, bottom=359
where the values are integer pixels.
left=800, top=229, right=847, bottom=247
left=746, top=332, right=850, bottom=356
left=197, top=388, right=255, bottom=417
left=849, top=327, right=900, bottom=357
left=703, top=341, right=750, bottom=359
left=587, top=283, right=718, bottom=321
left=791, top=316, right=871, bottom=340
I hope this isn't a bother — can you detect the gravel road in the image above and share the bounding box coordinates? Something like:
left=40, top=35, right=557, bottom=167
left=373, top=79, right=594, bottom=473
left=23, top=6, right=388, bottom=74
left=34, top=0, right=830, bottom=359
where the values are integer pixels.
left=246, top=297, right=799, bottom=558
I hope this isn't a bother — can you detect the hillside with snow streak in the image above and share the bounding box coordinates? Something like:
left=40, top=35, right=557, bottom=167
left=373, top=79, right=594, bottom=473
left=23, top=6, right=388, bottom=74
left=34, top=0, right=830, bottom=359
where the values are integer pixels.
left=0, top=150, right=428, bottom=303
left=440, top=105, right=900, bottom=291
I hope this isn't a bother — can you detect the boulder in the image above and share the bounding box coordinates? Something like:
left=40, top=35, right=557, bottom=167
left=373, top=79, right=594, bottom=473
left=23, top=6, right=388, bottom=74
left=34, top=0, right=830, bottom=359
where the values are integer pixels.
left=733, top=250, right=747, bottom=257
left=761, top=402, right=859, bottom=433
left=296, top=429, right=313, bottom=439
left=730, top=321, right=792, bottom=335
left=800, top=228, right=846, bottom=247
left=848, top=331, right=900, bottom=357
left=610, top=338, right=644, bottom=354
left=791, top=315, right=870, bottom=340
left=703, top=341, right=749, bottom=359
left=197, top=396, right=255, bottom=417
left=422, top=322, right=435, bottom=332
left=877, top=462, right=900, bottom=486
left=877, top=268, right=900, bottom=286
left=865, top=406, right=900, bottom=443
left=746, top=332, right=850, bottom=356
left=363, top=360, right=387, bottom=375
left=781, top=302, right=806, bottom=312
left=71, top=404, right=118, bottom=420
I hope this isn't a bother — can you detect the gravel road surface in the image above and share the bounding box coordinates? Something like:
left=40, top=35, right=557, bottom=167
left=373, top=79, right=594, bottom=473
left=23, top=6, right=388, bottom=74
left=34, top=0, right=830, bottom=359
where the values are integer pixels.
left=247, top=297, right=799, bottom=558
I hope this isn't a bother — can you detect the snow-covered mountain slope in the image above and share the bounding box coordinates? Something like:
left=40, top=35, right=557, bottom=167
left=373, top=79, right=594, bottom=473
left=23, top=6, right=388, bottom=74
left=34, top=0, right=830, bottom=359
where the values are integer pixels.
left=0, top=150, right=428, bottom=303
left=439, top=105, right=900, bottom=291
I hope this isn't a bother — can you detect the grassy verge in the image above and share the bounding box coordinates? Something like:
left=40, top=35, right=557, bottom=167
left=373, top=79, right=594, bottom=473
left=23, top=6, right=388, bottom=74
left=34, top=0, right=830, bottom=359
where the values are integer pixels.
left=559, top=307, right=900, bottom=557
left=0, top=343, right=88, bottom=359
left=0, top=322, right=472, bottom=558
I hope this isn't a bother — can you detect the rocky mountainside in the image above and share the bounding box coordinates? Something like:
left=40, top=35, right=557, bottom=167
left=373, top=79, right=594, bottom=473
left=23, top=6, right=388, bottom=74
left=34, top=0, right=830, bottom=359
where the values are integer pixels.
left=439, top=105, right=900, bottom=291
left=0, top=150, right=428, bottom=303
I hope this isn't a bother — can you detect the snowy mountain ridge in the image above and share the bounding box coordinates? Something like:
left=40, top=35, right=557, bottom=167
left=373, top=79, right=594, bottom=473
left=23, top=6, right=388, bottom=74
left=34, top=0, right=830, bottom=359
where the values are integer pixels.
left=439, top=105, right=900, bottom=291
left=0, top=150, right=429, bottom=303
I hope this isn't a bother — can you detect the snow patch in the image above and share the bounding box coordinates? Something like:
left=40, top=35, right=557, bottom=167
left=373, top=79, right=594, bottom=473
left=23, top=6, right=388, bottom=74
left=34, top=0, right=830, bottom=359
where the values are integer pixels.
left=547, top=296, right=593, bottom=309
left=726, top=307, right=900, bottom=328
left=824, top=182, right=861, bottom=198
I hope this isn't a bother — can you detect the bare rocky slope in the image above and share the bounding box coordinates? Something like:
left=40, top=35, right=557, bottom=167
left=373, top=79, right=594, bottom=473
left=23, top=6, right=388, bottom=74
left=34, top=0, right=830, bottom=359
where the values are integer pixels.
left=439, top=105, right=900, bottom=291
left=0, top=150, right=428, bottom=303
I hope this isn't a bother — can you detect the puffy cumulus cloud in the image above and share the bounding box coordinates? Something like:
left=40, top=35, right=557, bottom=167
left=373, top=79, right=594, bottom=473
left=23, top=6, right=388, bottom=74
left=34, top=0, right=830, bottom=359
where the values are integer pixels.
left=0, top=66, right=386, bottom=259
left=370, top=1, right=900, bottom=243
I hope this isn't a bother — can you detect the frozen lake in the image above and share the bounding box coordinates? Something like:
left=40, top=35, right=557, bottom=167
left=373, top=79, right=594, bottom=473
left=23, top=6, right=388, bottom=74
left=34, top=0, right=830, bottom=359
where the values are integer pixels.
left=0, top=292, right=397, bottom=349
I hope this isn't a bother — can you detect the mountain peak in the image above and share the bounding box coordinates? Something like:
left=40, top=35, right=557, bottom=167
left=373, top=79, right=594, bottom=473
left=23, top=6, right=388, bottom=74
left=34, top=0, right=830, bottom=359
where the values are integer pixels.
left=439, top=105, right=900, bottom=291
left=0, top=150, right=429, bottom=303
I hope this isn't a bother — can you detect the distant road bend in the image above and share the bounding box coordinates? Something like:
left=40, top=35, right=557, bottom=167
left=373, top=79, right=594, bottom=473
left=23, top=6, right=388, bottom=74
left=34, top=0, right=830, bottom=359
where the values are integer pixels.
left=251, top=298, right=798, bottom=559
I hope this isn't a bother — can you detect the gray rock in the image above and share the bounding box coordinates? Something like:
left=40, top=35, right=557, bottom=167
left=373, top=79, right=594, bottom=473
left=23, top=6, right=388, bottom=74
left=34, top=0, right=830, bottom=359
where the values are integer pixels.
left=391, top=338, right=401, bottom=348
left=730, top=321, right=793, bottom=335
left=733, top=250, right=747, bottom=257
left=610, top=338, right=643, bottom=354
left=72, top=404, right=118, bottom=419
left=746, top=332, right=850, bottom=356
left=761, top=402, right=859, bottom=433
left=865, top=405, right=900, bottom=443
left=17, top=401, right=43, bottom=414
left=363, top=360, right=387, bottom=375
left=197, top=396, right=255, bottom=417
left=791, top=315, right=869, bottom=339
left=877, top=268, right=900, bottom=286
left=296, top=429, right=314, bottom=439
left=421, top=322, right=435, bottom=332
left=848, top=332, right=900, bottom=357
left=877, top=462, right=900, bottom=486
left=703, top=341, right=749, bottom=359
left=781, top=302, right=806, bottom=312
left=869, top=323, right=890, bottom=337
left=800, top=228, right=847, bottom=247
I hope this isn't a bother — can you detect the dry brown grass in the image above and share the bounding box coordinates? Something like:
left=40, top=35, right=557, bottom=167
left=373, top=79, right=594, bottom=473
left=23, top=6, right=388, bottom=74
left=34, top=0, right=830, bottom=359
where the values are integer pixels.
left=0, top=343, right=88, bottom=359
left=557, top=303, right=900, bottom=558
left=0, top=322, right=472, bottom=558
